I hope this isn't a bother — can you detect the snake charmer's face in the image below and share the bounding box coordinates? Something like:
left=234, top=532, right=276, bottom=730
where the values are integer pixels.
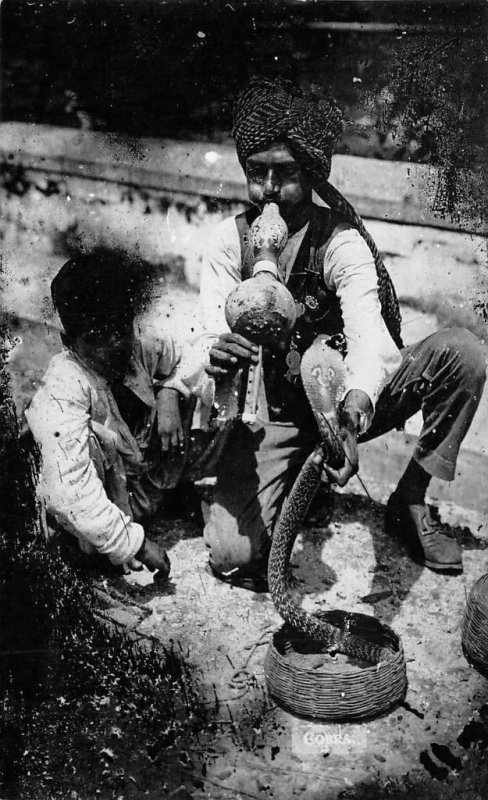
left=245, top=142, right=313, bottom=233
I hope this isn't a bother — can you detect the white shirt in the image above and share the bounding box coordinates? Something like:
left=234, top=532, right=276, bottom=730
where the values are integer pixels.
left=199, top=214, right=402, bottom=422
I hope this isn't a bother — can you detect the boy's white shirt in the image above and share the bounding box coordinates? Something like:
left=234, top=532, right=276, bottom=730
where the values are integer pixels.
left=26, top=320, right=187, bottom=565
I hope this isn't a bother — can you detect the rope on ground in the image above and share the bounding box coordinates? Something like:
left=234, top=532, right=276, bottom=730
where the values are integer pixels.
left=227, top=626, right=275, bottom=699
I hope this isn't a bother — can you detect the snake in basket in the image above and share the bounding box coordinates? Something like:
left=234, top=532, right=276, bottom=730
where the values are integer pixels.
left=267, top=335, right=398, bottom=666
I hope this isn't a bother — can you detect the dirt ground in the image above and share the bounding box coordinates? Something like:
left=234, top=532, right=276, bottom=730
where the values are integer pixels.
left=95, top=485, right=487, bottom=800
left=4, top=248, right=488, bottom=799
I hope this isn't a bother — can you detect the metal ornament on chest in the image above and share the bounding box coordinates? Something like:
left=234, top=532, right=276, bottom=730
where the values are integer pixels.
left=285, top=345, right=301, bottom=384
left=304, top=295, right=319, bottom=312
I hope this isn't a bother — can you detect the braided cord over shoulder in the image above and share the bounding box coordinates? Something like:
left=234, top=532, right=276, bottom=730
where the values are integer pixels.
left=315, top=181, right=403, bottom=349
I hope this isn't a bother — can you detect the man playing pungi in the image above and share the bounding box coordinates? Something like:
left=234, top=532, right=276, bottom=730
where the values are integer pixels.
left=199, top=77, right=485, bottom=589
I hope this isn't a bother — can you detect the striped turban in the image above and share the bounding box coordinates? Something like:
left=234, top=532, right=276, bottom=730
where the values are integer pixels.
left=232, top=77, right=403, bottom=348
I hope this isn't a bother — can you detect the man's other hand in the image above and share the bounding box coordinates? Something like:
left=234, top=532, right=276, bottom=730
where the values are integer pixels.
left=156, top=387, right=184, bottom=451
left=323, top=389, right=371, bottom=487
left=323, top=422, right=359, bottom=488
left=206, top=332, right=259, bottom=380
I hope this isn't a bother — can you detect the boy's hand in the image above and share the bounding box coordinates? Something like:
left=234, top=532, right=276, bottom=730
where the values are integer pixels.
left=122, top=557, right=144, bottom=574
left=136, top=538, right=171, bottom=580
left=206, top=332, right=259, bottom=380
left=156, top=387, right=184, bottom=451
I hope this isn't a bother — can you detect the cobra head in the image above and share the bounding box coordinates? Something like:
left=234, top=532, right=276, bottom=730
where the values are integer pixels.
left=300, top=335, right=347, bottom=469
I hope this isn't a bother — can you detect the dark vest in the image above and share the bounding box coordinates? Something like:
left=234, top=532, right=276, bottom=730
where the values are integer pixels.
left=235, top=204, right=346, bottom=426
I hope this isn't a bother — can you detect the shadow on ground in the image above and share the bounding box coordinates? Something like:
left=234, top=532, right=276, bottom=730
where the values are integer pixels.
left=298, top=491, right=488, bottom=631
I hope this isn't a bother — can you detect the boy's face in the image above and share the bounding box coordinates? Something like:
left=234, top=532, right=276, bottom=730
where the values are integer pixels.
left=245, top=142, right=313, bottom=231
left=81, top=321, right=135, bottom=382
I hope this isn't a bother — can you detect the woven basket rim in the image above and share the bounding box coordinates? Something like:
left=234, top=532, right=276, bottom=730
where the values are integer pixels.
left=273, top=616, right=403, bottom=670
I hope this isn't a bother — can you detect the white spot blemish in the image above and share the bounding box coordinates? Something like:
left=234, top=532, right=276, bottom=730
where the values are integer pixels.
left=205, top=151, right=220, bottom=165
left=165, top=207, right=177, bottom=245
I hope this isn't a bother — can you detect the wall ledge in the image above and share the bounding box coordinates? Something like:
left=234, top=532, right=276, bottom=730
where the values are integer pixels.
left=1, top=122, right=485, bottom=235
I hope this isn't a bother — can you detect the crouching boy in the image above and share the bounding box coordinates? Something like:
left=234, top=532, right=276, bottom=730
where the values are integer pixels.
left=26, top=249, right=190, bottom=579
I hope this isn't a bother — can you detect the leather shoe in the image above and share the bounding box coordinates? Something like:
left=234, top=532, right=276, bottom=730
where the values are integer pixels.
left=386, top=494, right=463, bottom=572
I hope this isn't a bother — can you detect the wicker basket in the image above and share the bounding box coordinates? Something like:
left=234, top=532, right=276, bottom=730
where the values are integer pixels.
left=462, top=573, right=488, bottom=674
left=265, top=614, right=407, bottom=722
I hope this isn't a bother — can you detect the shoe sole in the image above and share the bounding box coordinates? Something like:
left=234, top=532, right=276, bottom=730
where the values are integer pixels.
left=421, top=558, right=463, bottom=573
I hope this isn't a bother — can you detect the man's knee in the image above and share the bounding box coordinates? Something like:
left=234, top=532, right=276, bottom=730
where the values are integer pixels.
left=203, top=506, right=270, bottom=573
left=428, top=327, right=486, bottom=387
